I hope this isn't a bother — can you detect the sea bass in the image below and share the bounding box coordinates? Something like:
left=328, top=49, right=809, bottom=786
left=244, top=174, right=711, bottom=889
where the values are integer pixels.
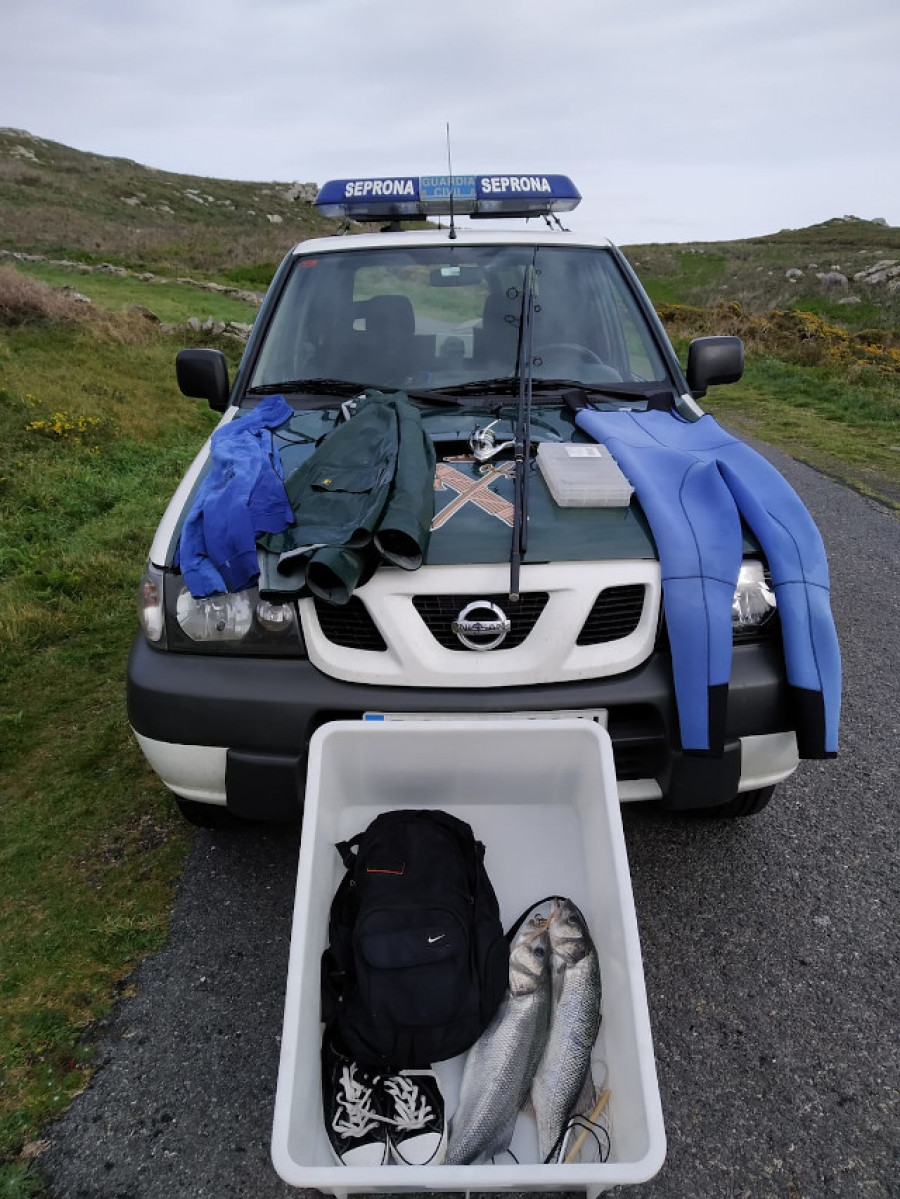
left=532, top=897, right=602, bottom=1162
left=444, top=900, right=554, bottom=1165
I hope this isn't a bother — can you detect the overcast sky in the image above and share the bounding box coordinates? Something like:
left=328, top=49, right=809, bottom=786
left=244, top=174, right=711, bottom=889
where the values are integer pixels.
left=1, top=0, right=897, bottom=245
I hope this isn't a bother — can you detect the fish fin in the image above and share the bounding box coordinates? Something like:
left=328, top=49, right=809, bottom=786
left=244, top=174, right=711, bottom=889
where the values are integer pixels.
left=572, top=1069, right=597, bottom=1119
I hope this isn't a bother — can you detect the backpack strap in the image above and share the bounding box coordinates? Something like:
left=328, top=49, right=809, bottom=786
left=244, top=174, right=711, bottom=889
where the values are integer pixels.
left=335, top=834, right=362, bottom=869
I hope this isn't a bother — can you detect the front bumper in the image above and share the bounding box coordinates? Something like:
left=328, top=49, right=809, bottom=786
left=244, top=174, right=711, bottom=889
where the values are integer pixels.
left=127, top=634, right=797, bottom=818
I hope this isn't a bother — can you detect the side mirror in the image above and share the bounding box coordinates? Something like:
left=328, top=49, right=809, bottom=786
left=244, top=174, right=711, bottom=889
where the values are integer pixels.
left=175, top=349, right=230, bottom=412
left=686, top=336, right=744, bottom=398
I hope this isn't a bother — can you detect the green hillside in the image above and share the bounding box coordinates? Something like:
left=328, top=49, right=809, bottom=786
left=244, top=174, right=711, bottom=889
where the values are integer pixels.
left=0, top=127, right=339, bottom=280
left=626, top=217, right=900, bottom=337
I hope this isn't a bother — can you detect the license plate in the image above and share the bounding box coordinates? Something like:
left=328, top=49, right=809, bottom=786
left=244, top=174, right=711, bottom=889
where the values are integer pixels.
left=362, top=708, right=608, bottom=727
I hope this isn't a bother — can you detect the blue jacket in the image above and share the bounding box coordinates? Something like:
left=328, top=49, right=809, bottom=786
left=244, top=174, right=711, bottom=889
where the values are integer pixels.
left=178, top=395, right=294, bottom=597
left=575, top=409, right=841, bottom=759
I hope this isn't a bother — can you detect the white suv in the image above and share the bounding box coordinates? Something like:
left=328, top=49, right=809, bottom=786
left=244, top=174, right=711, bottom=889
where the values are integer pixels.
left=129, top=173, right=816, bottom=823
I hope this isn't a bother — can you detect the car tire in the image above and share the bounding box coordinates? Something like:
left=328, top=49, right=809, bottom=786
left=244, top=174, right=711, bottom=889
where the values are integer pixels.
left=697, top=785, right=776, bottom=819
left=174, top=797, right=238, bottom=828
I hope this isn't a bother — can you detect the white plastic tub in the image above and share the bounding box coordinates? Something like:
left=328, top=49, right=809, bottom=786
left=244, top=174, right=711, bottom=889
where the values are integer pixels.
left=271, top=719, right=665, bottom=1196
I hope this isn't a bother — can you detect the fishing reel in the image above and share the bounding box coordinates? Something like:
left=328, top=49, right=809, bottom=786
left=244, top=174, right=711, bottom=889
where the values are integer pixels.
left=469, top=420, right=516, bottom=462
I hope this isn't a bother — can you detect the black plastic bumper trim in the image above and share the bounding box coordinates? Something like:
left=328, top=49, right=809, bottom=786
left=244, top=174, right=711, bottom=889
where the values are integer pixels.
left=127, top=635, right=791, bottom=809
left=225, top=749, right=304, bottom=821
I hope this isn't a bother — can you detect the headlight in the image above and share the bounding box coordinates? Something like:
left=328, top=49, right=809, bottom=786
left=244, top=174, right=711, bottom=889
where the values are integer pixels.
left=166, top=580, right=303, bottom=656
left=138, top=563, right=166, bottom=644
left=732, top=560, right=776, bottom=630
left=176, top=587, right=254, bottom=641
left=256, top=598, right=296, bottom=633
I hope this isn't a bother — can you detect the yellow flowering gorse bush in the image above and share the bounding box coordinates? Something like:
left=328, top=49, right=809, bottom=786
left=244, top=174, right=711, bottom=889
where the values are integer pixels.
left=21, top=395, right=110, bottom=450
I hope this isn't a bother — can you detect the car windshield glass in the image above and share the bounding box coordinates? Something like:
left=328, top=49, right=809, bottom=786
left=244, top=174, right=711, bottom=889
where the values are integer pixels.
left=248, top=244, right=671, bottom=398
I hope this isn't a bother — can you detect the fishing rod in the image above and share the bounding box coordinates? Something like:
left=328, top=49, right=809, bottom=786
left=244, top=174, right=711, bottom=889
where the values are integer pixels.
left=509, top=257, right=536, bottom=602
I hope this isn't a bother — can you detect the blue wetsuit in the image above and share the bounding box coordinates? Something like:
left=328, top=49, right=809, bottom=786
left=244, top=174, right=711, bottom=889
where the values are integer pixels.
left=575, top=410, right=840, bottom=759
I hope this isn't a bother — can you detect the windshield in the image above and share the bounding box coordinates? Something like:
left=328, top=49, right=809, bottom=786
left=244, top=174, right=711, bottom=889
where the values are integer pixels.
left=249, top=243, right=671, bottom=397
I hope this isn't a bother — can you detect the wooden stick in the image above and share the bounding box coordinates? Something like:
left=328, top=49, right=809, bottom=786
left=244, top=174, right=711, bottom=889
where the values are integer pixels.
left=563, top=1089, right=611, bottom=1164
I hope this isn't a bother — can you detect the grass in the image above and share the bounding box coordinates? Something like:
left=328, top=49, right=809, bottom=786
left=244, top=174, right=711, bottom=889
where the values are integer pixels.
left=658, top=301, right=900, bottom=506
left=705, top=358, right=900, bottom=505
left=0, top=288, right=243, bottom=1189
left=11, top=261, right=259, bottom=326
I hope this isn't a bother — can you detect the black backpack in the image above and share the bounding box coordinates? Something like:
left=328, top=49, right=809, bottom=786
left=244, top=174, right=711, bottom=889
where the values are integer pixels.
left=321, top=809, right=509, bottom=1069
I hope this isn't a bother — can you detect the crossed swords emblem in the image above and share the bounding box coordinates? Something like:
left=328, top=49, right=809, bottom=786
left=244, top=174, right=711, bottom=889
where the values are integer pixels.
left=432, top=456, right=516, bottom=530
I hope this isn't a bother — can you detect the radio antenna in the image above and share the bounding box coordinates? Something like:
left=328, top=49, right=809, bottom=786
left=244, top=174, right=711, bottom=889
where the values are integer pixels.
left=446, top=122, right=457, bottom=240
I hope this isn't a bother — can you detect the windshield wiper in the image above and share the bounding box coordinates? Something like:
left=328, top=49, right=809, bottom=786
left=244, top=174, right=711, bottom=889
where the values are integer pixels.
left=535, top=380, right=677, bottom=407
left=246, top=378, right=373, bottom=397
left=406, top=377, right=518, bottom=402
left=250, top=379, right=475, bottom=408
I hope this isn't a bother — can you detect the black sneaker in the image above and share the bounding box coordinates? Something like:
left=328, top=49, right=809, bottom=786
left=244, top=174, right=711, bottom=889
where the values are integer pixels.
left=383, top=1069, right=448, bottom=1166
left=322, top=1038, right=390, bottom=1166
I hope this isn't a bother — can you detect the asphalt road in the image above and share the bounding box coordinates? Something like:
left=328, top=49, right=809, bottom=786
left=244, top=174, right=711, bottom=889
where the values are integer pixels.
left=40, top=445, right=899, bottom=1199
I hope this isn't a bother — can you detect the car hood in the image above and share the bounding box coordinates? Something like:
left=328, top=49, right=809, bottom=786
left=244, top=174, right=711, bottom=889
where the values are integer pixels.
left=426, top=443, right=655, bottom=565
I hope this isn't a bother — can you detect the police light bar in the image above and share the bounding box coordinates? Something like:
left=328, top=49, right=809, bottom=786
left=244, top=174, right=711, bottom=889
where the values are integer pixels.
left=314, top=174, right=581, bottom=221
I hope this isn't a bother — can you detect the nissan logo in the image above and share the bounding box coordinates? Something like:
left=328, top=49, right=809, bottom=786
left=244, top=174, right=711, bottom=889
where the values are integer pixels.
left=452, top=600, right=511, bottom=651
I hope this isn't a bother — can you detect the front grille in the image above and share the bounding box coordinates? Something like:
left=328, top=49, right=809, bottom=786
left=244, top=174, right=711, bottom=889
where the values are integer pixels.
left=412, top=592, right=549, bottom=651
left=577, top=584, right=646, bottom=646
left=313, top=596, right=386, bottom=651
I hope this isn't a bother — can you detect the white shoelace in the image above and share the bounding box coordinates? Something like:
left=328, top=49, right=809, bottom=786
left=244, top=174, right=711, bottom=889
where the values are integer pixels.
left=332, top=1065, right=436, bottom=1140
left=332, top=1065, right=381, bottom=1139
left=383, top=1074, right=434, bottom=1132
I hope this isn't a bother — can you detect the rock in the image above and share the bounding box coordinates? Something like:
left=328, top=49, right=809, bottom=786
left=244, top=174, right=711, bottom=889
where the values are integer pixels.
left=64, top=289, right=92, bottom=304
left=853, top=260, right=899, bottom=285
left=837, top=296, right=862, bottom=305
left=121, top=196, right=142, bottom=207
left=815, top=271, right=848, bottom=291
left=266, top=213, right=283, bottom=224
left=225, top=321, right=253, bottom=340
left=130, top=304, right=160, bottom=323
left=285, top=182, right=318, bottom=203
left=184, top=191, right=206, bottom=204
left=19, top=1139, right=50, bottom=1162
left=872, top=217, right=888, bottom=226
left=785, top=268, right=804, bottom=280
left=9, top=144, right=40, bottom=162
left=185, top=316, right=202, bottom=331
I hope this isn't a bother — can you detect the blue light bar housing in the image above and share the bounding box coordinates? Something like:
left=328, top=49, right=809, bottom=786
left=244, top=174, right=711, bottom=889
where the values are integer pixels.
left=315, top=174, right=581, bottom=221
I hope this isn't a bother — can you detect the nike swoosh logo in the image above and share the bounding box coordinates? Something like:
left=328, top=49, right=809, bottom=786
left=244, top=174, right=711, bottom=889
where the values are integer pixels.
left=427, top=935, right=445, bottom=944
